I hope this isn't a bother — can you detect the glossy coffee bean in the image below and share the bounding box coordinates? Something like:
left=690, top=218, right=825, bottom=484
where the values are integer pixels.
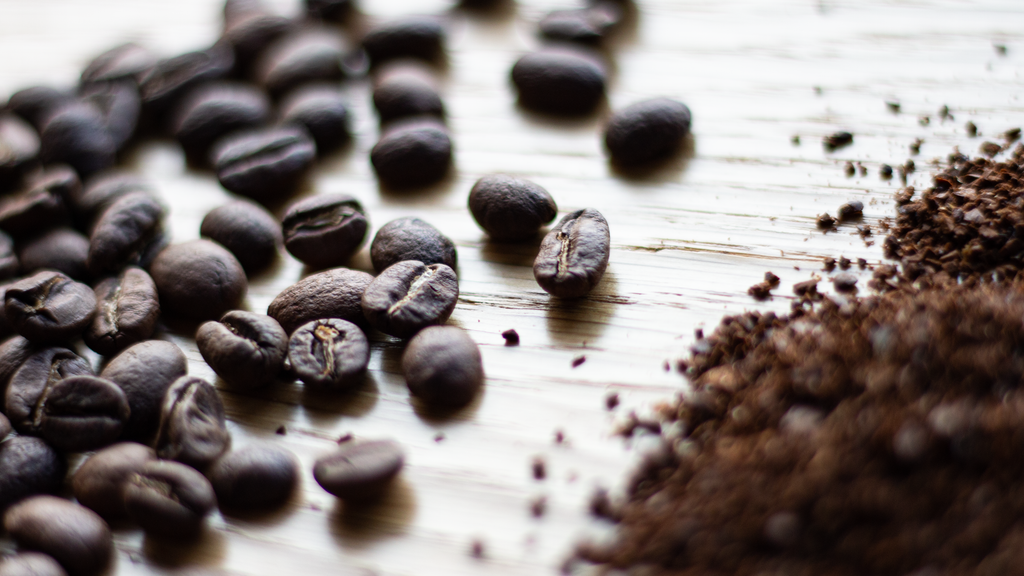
left=149, top=240, right=247, bottom=321
left=288, top=318, right=368, bottom=389
left=5, top=348, right=93, bottom=434
left=222, top=9, right=294, bottom=69
left=0, top=231, right=19, bottom=280
left=155, top=376, right=231, bottom=469
left=84, top=267, right=160, bottom=356
left=362, top=18, right=446, bottom=66
left=533, top=208, right=610, bottom=298
left=87, top=191, right=167, bottom=276
left=604, top=98, right=692, bottom=166
left=17, top=228, right=90, bottom=281
left=211, top=126, right=316, bottom=203
left=370, top=118, right=451, bottom=189
left=100, top=340, right=187, bottom=442
left=2, top=496, right=112, bottom=576
left=37, top=102, right=116, bottom=178
left=196, top=311, right=287, bottom=388
left=0, top=166, right=76, bottom=239
left=171, top=82, right=271, bottom=156
left=0, top=413, right=9, bottom=440
left=80, top=42, right=156, bottom=86
left=538, top=4, right=621, bottom=45
left=282, top=194, right=367, bottom=269
left=74, top=170, right=154, bottom=227
left=200, top=200, right=281, bottom=273
left=268, top=267, right=374, bottom=333
left=402, top=326, right=483, bottom=408
left=511, top=48, right=606, bottom=116
left=372, top=62, right=444, bottom=125
left=278, top=84, right=350, bottom=153
left=306, top=0, right=355, bottom=22
left=138, top=42, right=235, bottom=118
left=362, top=261, right=458, bottom=339
left=468, top=175, right=558, bottom=241
left=369, top=217, right=457, bottom=273
left=71, top=442, right=156, bottom=519
left=0, top=114, right=40, bottom=187
left=6, top=87, right=72, bottom=130
left=313, top=439, right=404, bottom=501
left=255, top=28, right=348, bottom=97
left=80, top=81, right=140, bottom=150
left=0, top=336, right=37, bottom=394
left=5, top=272, right=96, bottom=344
left=0, top=437, right=65, bottom=511
left=208, top=443, right=299, bottom=510
left=123, top=460, right=216, bottom=539
left=0, top=552, right=69, bottom=576
left=37, top=376, right=130, bottom=453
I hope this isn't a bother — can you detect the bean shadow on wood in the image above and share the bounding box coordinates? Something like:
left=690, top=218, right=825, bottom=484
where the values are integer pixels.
left=328, top=478, right=416, bottom=549
left=608, top=133, right=696, bottom=184
left=411, top=383, right=485, bottom=424
left=142, top=524, right=227, bottom=568
left=218, top=487, right=305, bottom=526
left=376, top=163, right=460, bottom=205
left=514, top=99, right=610, bottom=131
left=479, top=234, right=544, bottom=269
left=299, top=373, right=380, bottom=424
left=544, top=269, right=620, bottom=345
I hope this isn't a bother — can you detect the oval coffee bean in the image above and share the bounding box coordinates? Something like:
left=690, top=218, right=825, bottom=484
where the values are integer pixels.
left=538, top=4, right=621, bottom=45
left=0, top=167, right=76, bottom=239
left=288, top=318, right=368, bottom=389
left=511, top=48, right=606, bottom=116
left=80, top=42, right=156, bottom=86
left=196, top=311, right=288, bottom=388
left=149, top=239, right=247, bottom=321
left=171, top=82, right=270, bottom=157
left=208, top=443, right=299, bottom=510
left=362, top=261, right=458, bottom=339
left=402, top=326, right=483, bottom=408
left=3, top=496, right=112, bottom=576
left=0, top=336, right=37, bottom=394
left=74, top=170, right=154, bottom=227
left=4, top=271, right=96, bottom=344
left=79, top=81, right=140, bottom=150
left=87, top=191, right=167, bottom=276
left=0, top=114, right=40, bottom=188
left=282, top=194, right=367, bottom=270
left=369, top=217, right=457, bottom=273
left=533, top=208, right=610, bottom=298
left=255, top=28, right=348, bottom=97
left=313, top=439, right=404, bottom=501
left=38, top=376, right=130, bottom=453
left=123, top=460, right=216, bottom=540
left=211, top=126, right=317, bottom=203
left=154, top=376, right=231, bottom=469
left=84, top=267, right=160, bottom=356
left=604, top=98, right=692, bottom=166
left=138, top=42, right=235, bottom=118
left=362, top=17, right=445, bottom=66
left=0, top=552, right=69, bottom=576
left=37, top=102, right=116, bottom=178
left=268, top=267, right=374, bottom=333
left=17, top=228, right=90, bottom=281
left=372, top=62, right=444, bottom=125
left=279, top=84, right=350, bottom=153
left=468, top=174, right=558, bottom=241
left=100, top=340, right=187, bottom=442
left=71, top=442, right=156, bottom=520
left=200, top=200, right=281, bottom=273
left=370, top=118, right=451, bottom=189
left=0, top=437, right=65, bottom=511
left=5, top=347, right=93, bottom=435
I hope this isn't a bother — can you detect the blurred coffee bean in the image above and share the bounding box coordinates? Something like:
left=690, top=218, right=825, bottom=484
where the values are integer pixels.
left=604, top=98, right=691, bottom=166
left=123, top=460, right=216, bottom=539
left=87, top=191, right=167, bottom=276
left=138, top=42, right=235, bottom=120
left=5, top=271, right=96, bottom=344
left=208, top=443, right=299, bottom=510
left=6, top=87, right=72, bottom=130
left=149, top=240, right=247, bottom=321
left=0, top=114, right=40, bottom=188
left=74, top=170, right=154, bottom=227
left=200, top=200, right=281, bottom=273
left=171, top=82, right=270, bottom=158
left=0, top=437, right=65, bottom=511
left=196, top=311, right=287, bottom=388
left=370, top=118, right=451, bottom=189
left=2, top=496, right=112, bottom=576
left=38, top=376, right=130, bottom=452
left=17, top=228, right=90, bottom=280
left=0, top=552, right=68, bottom=576
left=468, top=174, right=558, bottom=241
left=222, top=9, right=294, bottom=69
left=0, top=336, right=37, bottom=393
left=211, top=125, right=316, bottom=203
left=306, top=0, right=355, bottom=22
left=0, top=231, right=19, bottom=280
left=313, top=439, right=404, bottom=500
left=278, top=84, right=350, bottom=153
left=0, top=166, right=76, bottom=239
left=267, top=267, right=374, bottom=333
left=534, top=208, right=610, bottom=298
left=402, top=326, right=483, bottom=408
left=80, top=43, right=156, bottom=87
left=155, top=376, right=231, bottom=468
left=100, top=341, right=187, bottom=442
left=71, top=442, right=156, bottom=519
left=372, top=62, right=444, bottom=125
left=84, top=267, right=160, bottom=356
left=37, top=102, right=116, bottom=178
left=511, top=48, right=606, bottom=116
left=5, top=347, right=93, bottom=434
left=80, top=81, right=140, bottom=150
left=281, top=194, right=367, bottom=270
left=538, top=4, right=621, bottom=44
left=288, top=318, right=368, bottom=389
left=362, top=17, right=446, bottom=66
left=0, top=413, right=9, bottom=440
left=362, top=261, right=458, bottom=338
left=370, top=217, right=457, bottom=273
left=255, top=28, right=348, bottom=97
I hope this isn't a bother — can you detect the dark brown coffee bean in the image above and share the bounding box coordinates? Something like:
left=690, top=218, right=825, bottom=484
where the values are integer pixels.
left=281, top=194, right=367, bottom=269
left=123, top=460, right=216, bottom=540
left=361, top=260, right=458, bottom=339
left=306, top=0, right=355, bottom=22
left=468, top=175, right=557, bottom=241
left=604, top=98, right=692, bottom=166
left=372, top=62, right=444, bottom=125
left=74, top=170, right=154, bottom=227
left=0, top=413, right=9, bottom=440
left=0, top=231, right=19, bottom=281
left=511, top=48, right=606, bottom=116
left=0, top=552, right=68, bottom=576
left=17, top=228, right=90, bottom=281
left=71, top=442, right=156, bottom=519
left=196, top=311, right=287, bottom=388
left=6, top=87, right=73, bottom=131
left=267, top=267, right=374, bottom=333
left=87, top=191, right=167, bottom=276
left=370, top=217, right=457, bottom=273
left=208, top=443, right=299, bottom=510
left=200, top=200, right=281, bottom=273
left=255, top=28, right=348, bottom=97
left=149, top=239, right=247, bottom=321
left=0, top=114, right=40, bottom=188
left=37, top=375, right=129, bottom=453
left=100, top=340, right=187, bottom=442
left=313, top=439, right=404, bottom=501
left=171, top=82, right=271, bottom=157
left=538, top=4, right=621, bottom=45
left=370, top=118, right=452, bottom=189
left=3, top=496, right=112, bottom=576
left=223, top=9, right=294, bottom=69
left=533, top=208, right=610, bottom=298
left=154, top=376, right=231, bottom=469
left=0, top=437, right=65, bottom=511
left=5, top=348, right=93, bottom=434
left=79, top=81, right=140, bottom=150
left=37, top=102, right=116, bottom=178
left=287, top=318, right=368, bottom=389
left=362, top=18, right=446, bottom=66
left=4, top=272, right=96, bottom=344
left=138, top=42, right=235, bottom=118
left=278, top=84, right=350, bottom=153
left=84, top=267, right=160, bottom=356
left=0, top=336, right=37, bottom=394
left=402, top=326, right=483, bottom=408
left=0, top=166, right=77, bottom=239
left=211, top=126, right=317, bottom=203
left=80, top=42, right=156, bottom=86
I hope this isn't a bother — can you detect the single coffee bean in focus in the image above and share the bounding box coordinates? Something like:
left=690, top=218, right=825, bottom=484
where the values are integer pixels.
left=370, top=118, right=452, bottom=189
left=313, top=438, right=405, bottom=501
left=149, top=239, right=247, bottom=321
left=468, top=174, right=557, bottom=241
left=370, top=216, right=457, bottom=273
left=402, top=326, right=484, bottom=408
left=604, top=98, right=692, bottom=167
left=84, top=266, right=160, bottom=356
left=200, top=200, right=281, bottom=273
left=533, top=208, right=610, bottom=298
left=511, top=48, right=606, bottom=116
left=208, top=443, right=300, bottom=511
left=361, top=260, right=458, bottom=339
left=196, top=311, right=288, bottom=388
left=268, top=267, right=374, bottom=333
left=281, top=193, right=368, bottom=270
left=154, top=375, right=231, bottom=469
left=287, top=318, right=369, bottom=389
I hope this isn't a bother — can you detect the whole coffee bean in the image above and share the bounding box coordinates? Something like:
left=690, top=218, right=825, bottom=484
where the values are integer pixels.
left=138, top=42, right=235, bottom=118
left=80, top=42, right=156, bottom=86
left=71, top=442, right=156, bottom=519
left=538, top=4, right=621, bottom=45
left=196, top=311, right=287, bottom=388
left=6, top=87, right=72, bottom=130
left=0, top=231, right=19, bottom=280
left=87, top=191, right=167, bottom=276
left=604, top=98, right=692, bottom=166
left=0, top=437, right=66, bottom=511
left=100, top=340, right=187, bottom=442
left=361, top=18, right=446, bottom=66
left=0, top=552, right=69, bottom=576
left=533, top=208, right=610, bottom=298
left=372, top=62, right=445, bottom=125
left=0, top=114, right=40, bottom=187
left=267, top=267, right=374, bottom=333
left=208, top=443, right=299, bottom=510
left=211, top=126, right=317, bottom=203
left=287, top=318, right=368, bottom=389
left=0, top=166, right=76, bottom=239
left=5, top=347, right=93, bottom=434
left=306, top=0, right=355, bottom=22
left=370, top=118, right=451, bottom=189
left=80, top=81, right=140, bottom=150
left=171, top=82, right=271, bottom=157
left=74, top=170, right=154, bottom=227
left=0, top=413, right=9, bottom=440
left=255, top=28, right=348, bottom=97
left=281, top=194, right=367, bottom=270
left=84, top=267, right=160, bottom=356
left=149, top=239, right=247, bottom=321
left=313, top=439, right=404, bottom=501
left=37, top=102, right=116, bottom=178
left=362, top=261, right=458, bottom=339
left=154, top=376, right=231, bottom=469
left=511, top=48, right=607, bottom=116
left=223, top=9, right=294, bottom=69
left=5, top=272, right=96, bottom=344
left=123, top=460, right=216, bottom=539
left=3, top=496, right=112, bottom=576
left=370, top=217, right=457, bottom=273
left=278, top=84, right=350, bottom=152
left=402, top=326, right=483, bottom=408
left=0, top=336, right=37, bottom=394
left=200, top=200, right=281, bottom=273
left=468, top=175, right=558, bottom=241
left=37, top=375, right=130, bottom=453
left=17, top=228, right=90, bottom=281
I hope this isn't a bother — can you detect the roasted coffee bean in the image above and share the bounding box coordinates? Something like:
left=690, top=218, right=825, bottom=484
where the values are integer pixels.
left=362, top=261, right=458, bottom=339
left=604, top=98, right=692, bottom=166
left=196, top=311, right=287, bottom=388
left=37, top=102, right=116, bottom=178
left=0, top=114, right=40, bottom=187
left=0, top=437, right=65, bottom=511
left=281, top=194, right=367, bottom=269
left=37, top=375, right=129, bottom=453
left=837, top=200, right=864, bottom=222
left=74, top=170, right=153, bottom=226
left=4, top=271, right=96, bottom=344
left=123, top=460, right=216, bottom=539
left=0, top=166, right=77, bottom=239
left=17, top=228, right=90, bottom=281
left=468, top=174, right=557, bottom=241
left=149, top=240, right=247, bottom=321
left=306, top=0, right=355, bottom=22
left=71, top=442, right=156, bottom=519
left=171, top=82, right=271, bottom=157
left=370, top=217, right=457, bottom=273
left=287, top=318, right=368, bottom=389
left=0, top=413, right=9, bottom=439
left=255, top=28, right=348, bottom=97
left=5, top=347, right=93, bottom=434
left=278, top=84, right=350, bottom=153
left=222, top=9, right=294, bottom=69
left=511, top=48, right=606, bottom=116
left=138, top=42, right=235, bottom=118
left=370, top=118, right=452, bottom=189
left=402, top=326, right=483, bottom=408
left=372, top=62, right=444, bottom=125
left=84, top=267, right=160, bottom=356
left=533, top=208, right=610, bottom=298
left=0, top=552, right=68, bottom=576
left=87, top=191, right=167, bottom=276
left=313, top=439, right=404, bottom=501
left=80, top=81, right=140, bottom=150
left=80, top=42, right=156, bottom=86
left=0, top=336, right=37, bottom=393
left=211, top=126, right=317, bottom=203
left=6, top=87, right=72, bottom=130
left=362, top=18, right=446, bottom=66
left=200, top=200, right=281, bottom=273
left=267, top=267, right=374, bottom=333
left=100, top=340, right=187, bottom=442
left=208, top=443, right=299, bottom=510
left=538, top=4, right=621, bottom=44
left=3, top=496, right=112, bottom=576
left=155, top=376, right=231, bottom=468
left=0, top=231, right=18, bottom=280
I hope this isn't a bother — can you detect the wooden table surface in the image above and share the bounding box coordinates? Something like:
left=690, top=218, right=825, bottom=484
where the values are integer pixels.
left=1, top=0, right=1023, bottom=574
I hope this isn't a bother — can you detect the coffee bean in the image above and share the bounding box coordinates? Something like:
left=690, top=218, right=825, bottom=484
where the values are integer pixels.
left=80, top=42, right=156, bottom=87
left=0, top=552, right=68, bottom=576
left=502, top=329, right=519, bottom=345
left=281, top=194, right=367, bottom=269
left=468, top=174, right=558, bottom=241
left=37, top=102, right=116, bottom=178
left=200, top=200, right=281, bottom=273
left=4, top=271, right=96, bottom=344
left=604, top=98, right=692, bottom=166
left=0, top=336, right=37, bottom=394
left=0, top=437, right=65, bottom=511
left=538, top=4, right=621, bottom=44
left=267, top=267, right=374, bottom=333
left=208, top=443, right=299, bottom=510
left=0, top=166, right=76, bottom=239
left=0, top=413, right=9, bottom=440
left=6, top=87, right=72, bottom=131
left=278, top=84, right=350, bottom=153
left=155, top=376, right=231, bottom=468
left=3, top=496, right=112, bottom=576
left=370, top=217, right=457, bottom=273
left=138, top=42, right=235, bottom=119
left=171, top=82, right=271, bottom=158
left=255, top=28, right=348, bottom=97
left=37, top=375, right=130, bottom=453
left=80, top=81, right=140, bottom=150
left=402, top=326, right=483, bottom=408
left=149, top=239, right=247, bottom=321
left=17, top=228, right=90, bottom=281
left=372, top=62, right=445, bottom=125
left=370, top=118, right=452, bottom=189
left=313, top=439, right=404, bottom=500
left=5, top=347, right=93, bottom=434
left=100, top=340, right=187, bottom=442
left=71, top=442, right=156, bottom=519
left=306, top=0, right=355, bottom=22
left=0, top=114, right=40, bottom=188
left=362, top=260, right=458, bottom=339
left=0, top=231, right=19, bottom=280
left=123, top=460, right=216, bottom=539
left=533, top=208, right=610, bottom=298
left=211, top=126, right=317, bottom=203
left=87, top=191, right=167, bottom=276
left=511, top=48, right=607, bottom=116
left=196, top=311, right=288, bottom=388
left=362, top=18, right=446, bottom=66
left=84, top=266, right=160, bottom=356
left=287, top=318, right=368, bottom=389
left=222, top=9, right=294, bottom=69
